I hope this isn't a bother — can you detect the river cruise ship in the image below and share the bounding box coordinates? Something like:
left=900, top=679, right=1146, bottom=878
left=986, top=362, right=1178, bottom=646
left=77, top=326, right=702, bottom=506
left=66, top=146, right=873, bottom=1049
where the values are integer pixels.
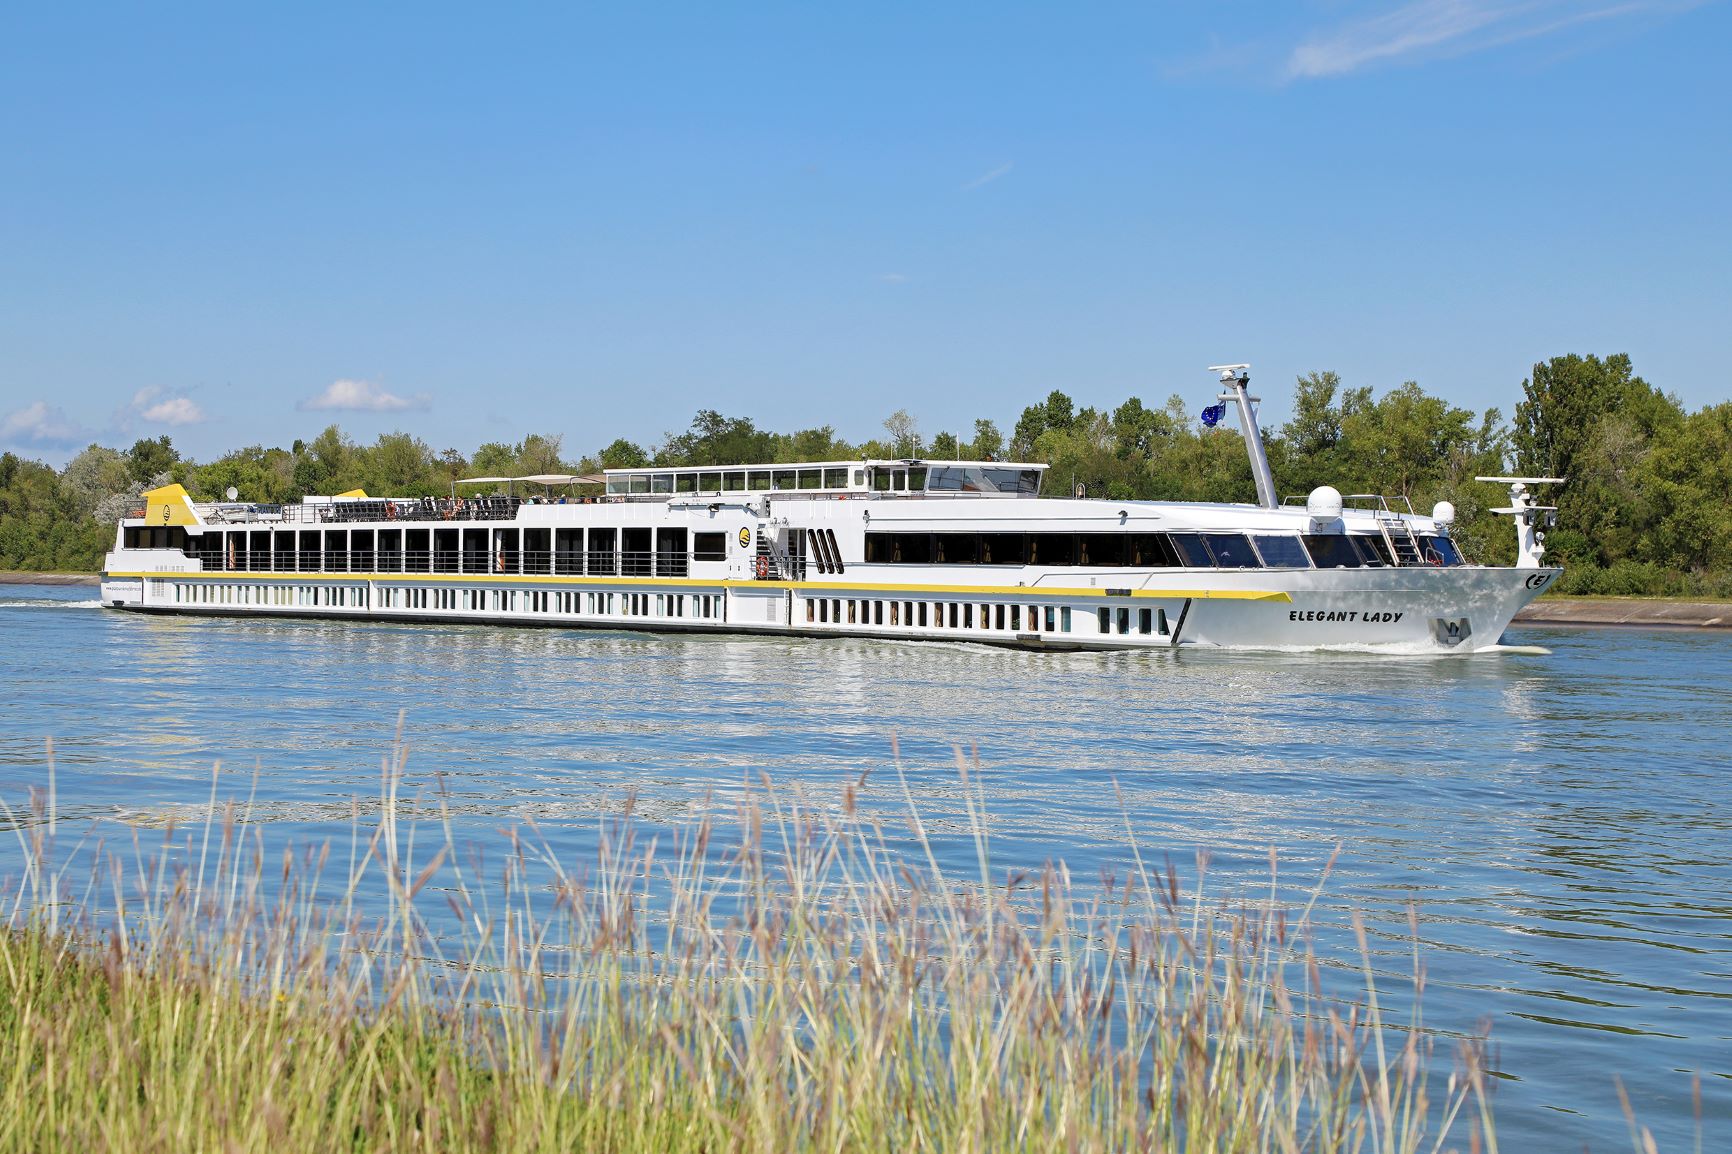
left=100, top=369, right=1562, bottom=652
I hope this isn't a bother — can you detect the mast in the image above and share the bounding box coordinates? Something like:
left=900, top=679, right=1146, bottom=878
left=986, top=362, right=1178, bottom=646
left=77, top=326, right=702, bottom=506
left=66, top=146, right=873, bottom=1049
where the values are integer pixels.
left=1208, top=364, right=1278, bottom=509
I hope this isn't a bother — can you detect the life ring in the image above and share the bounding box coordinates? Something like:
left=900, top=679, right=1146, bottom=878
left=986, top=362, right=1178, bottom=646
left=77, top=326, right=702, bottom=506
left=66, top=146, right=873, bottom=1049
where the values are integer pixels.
left=754, top=554, right=770, bottom=580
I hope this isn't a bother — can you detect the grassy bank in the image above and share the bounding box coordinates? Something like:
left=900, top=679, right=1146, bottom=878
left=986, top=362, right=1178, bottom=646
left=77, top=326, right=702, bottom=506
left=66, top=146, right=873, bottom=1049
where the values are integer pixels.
left=0, top=744, right=1503, bottom=1153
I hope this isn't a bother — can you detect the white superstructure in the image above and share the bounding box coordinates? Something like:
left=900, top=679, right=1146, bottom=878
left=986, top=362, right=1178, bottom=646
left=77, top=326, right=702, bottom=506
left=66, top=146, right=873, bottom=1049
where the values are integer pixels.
left=100, top=370, right=1562, bottom=653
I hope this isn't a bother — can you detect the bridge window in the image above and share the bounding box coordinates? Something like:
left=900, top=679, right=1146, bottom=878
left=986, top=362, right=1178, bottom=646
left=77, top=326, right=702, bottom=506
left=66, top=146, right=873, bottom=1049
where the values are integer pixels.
left=924, top=466, right=1041, bottom=495
left=1252, top=534, right=1311, bottom=569
left=824, top=468, right=849, bottom=488
left=1301, top=534, right=1364, bottom=568
left=1203, top=534, right=1261, bottom=568
left=1418, top=535, right=1464, bottom=566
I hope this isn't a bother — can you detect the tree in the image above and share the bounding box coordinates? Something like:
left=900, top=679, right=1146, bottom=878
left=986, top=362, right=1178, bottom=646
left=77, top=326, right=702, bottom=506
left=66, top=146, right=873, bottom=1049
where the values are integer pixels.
left=970, top=419, right=1004, bottom=460
left=882, top=410, right=922, bottom=458
left=659, top=411, right=775, bottom=466
left=126, top=436, right=178, bottom=484
left=598, top=438, right=648, bottom=469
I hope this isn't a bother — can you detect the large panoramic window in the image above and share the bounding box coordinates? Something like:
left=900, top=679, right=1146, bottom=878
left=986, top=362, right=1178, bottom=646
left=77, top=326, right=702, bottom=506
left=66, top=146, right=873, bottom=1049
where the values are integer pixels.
left=1418, top=535, right=1464, bottom=566
left=1202, top=534, right=1262, bottom=568
left=1302, top=534, right=1363, bottom=568
left=1252, top=534, right=1311, bottom=569
left=924, top=466, right=1041, bottom=495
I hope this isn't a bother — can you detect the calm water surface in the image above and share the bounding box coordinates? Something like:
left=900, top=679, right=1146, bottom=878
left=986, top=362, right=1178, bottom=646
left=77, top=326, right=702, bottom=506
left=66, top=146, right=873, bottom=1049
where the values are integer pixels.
left=2, top=584, right=1727, bottom=1150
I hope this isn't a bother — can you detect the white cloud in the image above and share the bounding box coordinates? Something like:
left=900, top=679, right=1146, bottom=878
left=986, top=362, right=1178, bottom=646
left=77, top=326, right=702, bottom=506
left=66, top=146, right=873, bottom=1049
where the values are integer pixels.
left=1285, top=0, right=1699, bottom=79
left=129, top=387, right=206, bottom=426
left=299, top=378, right=429, bottom=413
left=961, top=162, right=1014, bottom=191
left=878, top=272, right=910, bottom=284
left=1, top=401, right=86, bottom=448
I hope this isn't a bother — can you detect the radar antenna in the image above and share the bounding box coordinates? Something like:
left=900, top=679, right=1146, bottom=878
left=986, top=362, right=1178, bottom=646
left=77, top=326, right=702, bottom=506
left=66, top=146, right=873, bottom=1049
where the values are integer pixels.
left=1476, top=475, right=1565, bottom=569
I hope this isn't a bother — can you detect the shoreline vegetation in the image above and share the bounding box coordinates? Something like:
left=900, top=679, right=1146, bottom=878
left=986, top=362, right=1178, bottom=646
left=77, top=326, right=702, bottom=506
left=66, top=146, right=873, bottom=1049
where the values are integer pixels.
left=5, top=353, right=1731, bottom=597
left=0, top=740, right=1514, bottom=1153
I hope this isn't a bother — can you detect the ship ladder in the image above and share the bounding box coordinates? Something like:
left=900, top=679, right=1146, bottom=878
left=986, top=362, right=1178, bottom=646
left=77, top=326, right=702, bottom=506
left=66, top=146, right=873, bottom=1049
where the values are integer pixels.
left=1375, top=510, right=1425, bottom=567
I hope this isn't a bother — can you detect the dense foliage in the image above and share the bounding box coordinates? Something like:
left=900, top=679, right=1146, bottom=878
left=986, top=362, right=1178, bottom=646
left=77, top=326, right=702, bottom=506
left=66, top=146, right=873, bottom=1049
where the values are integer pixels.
left=3, top=353, right=1726, bottom=594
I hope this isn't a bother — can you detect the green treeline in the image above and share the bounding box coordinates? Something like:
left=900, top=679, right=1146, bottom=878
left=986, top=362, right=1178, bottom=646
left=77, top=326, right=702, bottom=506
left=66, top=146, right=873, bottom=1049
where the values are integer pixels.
left=3, top=353, right=1727, bottom=596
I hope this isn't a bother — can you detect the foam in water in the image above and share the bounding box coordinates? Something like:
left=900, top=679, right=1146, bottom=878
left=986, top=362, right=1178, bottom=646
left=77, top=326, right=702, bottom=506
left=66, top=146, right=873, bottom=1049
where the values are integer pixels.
left=0, top=596, right=103, bottom=610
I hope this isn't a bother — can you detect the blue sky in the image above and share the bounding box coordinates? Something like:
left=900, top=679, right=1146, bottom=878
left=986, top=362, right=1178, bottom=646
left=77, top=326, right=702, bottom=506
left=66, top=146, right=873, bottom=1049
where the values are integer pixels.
left=2, top=1, right=1728, bottom=465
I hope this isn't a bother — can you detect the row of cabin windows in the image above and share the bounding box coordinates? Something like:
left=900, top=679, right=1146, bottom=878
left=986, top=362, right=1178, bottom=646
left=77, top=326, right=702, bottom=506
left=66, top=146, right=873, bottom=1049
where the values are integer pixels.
left=165, top=527, right=735, bottom=576
left=806, top=597, right=1081, bottom=635
left=863, top=530, right=1462, bottom=569
left=172, top=583, right=362, bottom=608
left=169, top=581, right=725, bottom=621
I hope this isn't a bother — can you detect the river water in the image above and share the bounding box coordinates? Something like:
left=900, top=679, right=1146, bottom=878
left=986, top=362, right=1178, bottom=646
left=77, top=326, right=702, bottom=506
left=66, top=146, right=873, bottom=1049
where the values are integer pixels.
left=2, top=583, right=1726, bottom=1149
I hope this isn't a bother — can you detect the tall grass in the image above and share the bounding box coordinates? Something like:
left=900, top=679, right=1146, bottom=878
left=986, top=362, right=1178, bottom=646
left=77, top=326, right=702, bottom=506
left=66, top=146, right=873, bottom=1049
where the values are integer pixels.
left=0, top=735, right=1500, bottom=1152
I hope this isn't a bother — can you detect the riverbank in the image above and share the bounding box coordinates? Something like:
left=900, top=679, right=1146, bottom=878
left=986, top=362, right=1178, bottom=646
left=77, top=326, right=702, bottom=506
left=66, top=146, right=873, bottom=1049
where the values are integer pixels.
left=1516, top=595, right=1732, bottom=629
left=0, top=764, right=1495, bottom=1154
left=0, top=571, right=98, bottom=586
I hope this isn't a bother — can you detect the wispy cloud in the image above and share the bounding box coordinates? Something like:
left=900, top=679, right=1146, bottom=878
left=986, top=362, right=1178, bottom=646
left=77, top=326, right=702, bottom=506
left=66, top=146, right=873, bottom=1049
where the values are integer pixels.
left=961, top=162, right=1014, bottom=191
left=1, top=401, right=87, bottom=449
left=877, top=272, right=910, bottom=284
left=299, top=378, right=429, bottom=413
left=1285, top=0, right=1699, bottom=79
left=129, top=387, right=206, bottom=427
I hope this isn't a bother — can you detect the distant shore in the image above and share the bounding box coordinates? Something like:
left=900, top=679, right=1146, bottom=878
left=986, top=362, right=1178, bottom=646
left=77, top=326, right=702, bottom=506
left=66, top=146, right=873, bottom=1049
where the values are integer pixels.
left=0, top=572, right=99, bottom=586
left=1514, top=596, right=1731, bottom=629
left=3, top=572, right=1727, bottom=629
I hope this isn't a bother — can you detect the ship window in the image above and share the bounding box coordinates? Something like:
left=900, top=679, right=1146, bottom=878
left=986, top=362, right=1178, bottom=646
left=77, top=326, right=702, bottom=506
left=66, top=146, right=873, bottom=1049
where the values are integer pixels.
left=607, top=476, right=629, bottom=494
left=1301, top=534, right=1363, bottom=569
left=1027, top=533, right=1075, bottom=566
left=629, top=474, right=650, bottom=494
left=1117, top=607, right=1131, bottom=634
left=907, top=467, right=927, bottom=490
left=1203, top=534, right=1261, bottom=568
left=774, top=469, right=796, bottom=491
left=978, top=533, right=1025, bottom=565
left=852, top=469, right=865, bottom=487
left=824, top=468, right=849, bottom=488
left=749, top=471, right=772, bottom=491
left=1252, top=534, right=1311, bottom=569
left=651, top=473, right=674, bottom=494
left=1139, top=608, right=1152, bottom=635
left=656, top=528, right=689, bottom=576
left=798, top=470, right=822, bottom=490
left=621, top=528, right=652, bottom=575
left=693, top=532, right=726, bottom=561
left=1170, top=534, right=1213, bottom=567
left=1128, top=534, right=1179, bottom=567
left=1077, top=534, right=1125, bottom=567
left=925, top=466, right=1041, bottom=495
left=935, top=533, right=978, bottom=564
left=1061, top=607, right=1072, bottom=632
left=962, top=604, right=973, bottom=627
left=699, top=472, right=722, bottom=492
left=873, top=469, right=893, bottom=492
left=994, top=604, right=1005, bottom=629
left=587, top=528, right=617, bottom=575
left=1418, top=535, right=1464, bottom=566
left=917, top=602, right=928, bottom=627
left=1044, top=606, right=1056, bottom=631
left=723, top=471, right=746, bottom=492
left=1010, top=604, right=1021, bottom=630
left=1354, top=535, right=1395, bottom=567
left=675, top=473, right=696, bottom=493
left=1098, top=607, right=1110, bottom=634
